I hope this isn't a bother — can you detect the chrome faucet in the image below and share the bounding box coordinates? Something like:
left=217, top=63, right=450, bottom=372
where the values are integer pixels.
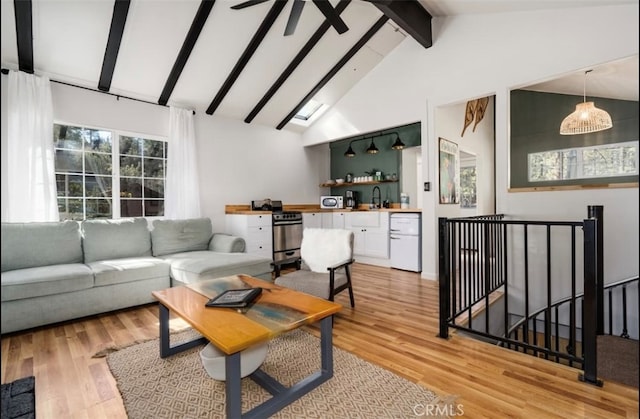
left=372, top=186, right=381, bottom=209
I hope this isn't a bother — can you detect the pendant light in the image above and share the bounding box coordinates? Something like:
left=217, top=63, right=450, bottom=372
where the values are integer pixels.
left=391, top=132, right=405, bottom=150
left=560, top=70, right=613, bottom=135
left=344, top=142, right=356, bottom=157
left=366, top=138, right=379, bottom=154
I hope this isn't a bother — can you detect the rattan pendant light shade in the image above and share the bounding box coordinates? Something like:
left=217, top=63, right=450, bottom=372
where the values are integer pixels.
left=560, top=70, right=613, bottom=135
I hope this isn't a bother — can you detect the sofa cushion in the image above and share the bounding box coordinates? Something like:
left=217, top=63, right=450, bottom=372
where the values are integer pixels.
left=82, top=218, right=152, bottom=263
left=151, top=218, right=213, bottom=257
left=159, top=251, right=272, bottom=284
left=209, top=233, right=245, bottom=253
left=1, top=264, right=93, bottom=301
left=1, top=221, right=83, bottom=272
left=87, top=257, right=170, bottom=287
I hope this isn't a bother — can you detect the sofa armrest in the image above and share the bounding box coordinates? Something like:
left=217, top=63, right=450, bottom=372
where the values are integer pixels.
left=209, top=233, right=246, bottom=253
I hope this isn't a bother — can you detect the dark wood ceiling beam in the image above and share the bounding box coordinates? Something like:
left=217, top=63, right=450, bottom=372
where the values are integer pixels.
left=98, top=0, right=131, bottom=91
left=206, top=0, right=286, bottom=115
left=244, top=0, right=351, bottom=124
left=13, top=0, right=34, bottom=73
left=276, top=15, right=389, bottom=130
left=158, top=0, right=215, bottom=106
left=368, top=0, right=432, bottom=49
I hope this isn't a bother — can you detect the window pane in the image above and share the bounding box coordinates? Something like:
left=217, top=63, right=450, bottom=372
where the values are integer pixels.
left=144, top=158, right=164, bottom=178
left=85, top=152, right=112, bottom=175
left=86, top=198, right=112, bottom=219
left=56, top=174, right=83, bottom=197
left=528, top=141, right=638, bottom=182
left=621, top=146, right=637, bottom=173
left=54, top=125, right=83, bottom=150
left=528, top=151, right=561, bottom=181
left=120, top=156, right=142, bottom=177
left=85, top=176, right=112, bottom=198
left=58, top=198, right=84, bottom=220
left=121, top=178, right=143, bottom=198
left=120, top=136, right=143, bottom=156
left=144, top=179, right=164, bottom=198
left=144, top=139, right=165, bottom=158
left=562, top=150, right=578, bottom=179
left=84, top=129, right=112, bottom=153
left=121, top=199, right=143, bottom=217
left=460, top=166, right=476, bottom=208
left=145, top=200, right=164, bottom=217
left=55, top=149, right=83, bottom=173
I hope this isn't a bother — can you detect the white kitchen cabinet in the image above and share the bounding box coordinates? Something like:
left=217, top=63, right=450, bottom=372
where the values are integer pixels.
left=321, top=212, right=334, bottom=228
left=332, top=212, right=347, bottom=229
left=226, top=214, right=272, bottom=259
left=346, top=212, right=389, bottom=259
left=302, top=212, right=322, bottom=229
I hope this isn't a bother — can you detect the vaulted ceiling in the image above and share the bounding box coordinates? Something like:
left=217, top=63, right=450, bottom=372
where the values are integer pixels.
left=1, top=0, right=434, bottom=132
left=1, top=0, right=636, bottom=133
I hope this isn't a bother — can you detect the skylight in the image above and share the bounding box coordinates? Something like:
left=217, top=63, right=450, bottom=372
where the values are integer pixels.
left=294, top=99, right=324, bottom=121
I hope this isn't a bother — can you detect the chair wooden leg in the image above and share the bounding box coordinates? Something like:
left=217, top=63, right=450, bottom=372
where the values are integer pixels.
left=346, top=266, right=355, bottom=308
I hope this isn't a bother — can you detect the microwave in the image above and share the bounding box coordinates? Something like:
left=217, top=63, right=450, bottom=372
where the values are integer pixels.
left=320, top=195, right=344, bottom=209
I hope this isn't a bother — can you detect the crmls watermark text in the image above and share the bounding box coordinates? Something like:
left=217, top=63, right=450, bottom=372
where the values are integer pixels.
left=413, top=403, right=465, bottom=417
left=413, top=395, right=464, bottom=417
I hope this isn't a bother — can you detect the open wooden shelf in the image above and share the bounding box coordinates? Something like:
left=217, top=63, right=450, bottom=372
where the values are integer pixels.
left=320, top=180, right=398, bottom=187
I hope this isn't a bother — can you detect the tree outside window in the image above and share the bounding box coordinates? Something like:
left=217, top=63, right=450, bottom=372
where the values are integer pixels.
left=460, top=166, right=477, bottom=208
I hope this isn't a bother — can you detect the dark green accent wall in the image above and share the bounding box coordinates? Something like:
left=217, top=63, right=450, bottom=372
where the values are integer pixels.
left=510, top=90, right=639, bottom=188
left=328, top=122, right=421, bottom=205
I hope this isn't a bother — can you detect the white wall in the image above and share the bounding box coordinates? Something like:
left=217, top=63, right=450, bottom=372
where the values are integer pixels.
left=303, top=4, right=639, bottom=284
left=0, top=78, right=330, bottom=233
left=435, top=98, right=495, bottom=218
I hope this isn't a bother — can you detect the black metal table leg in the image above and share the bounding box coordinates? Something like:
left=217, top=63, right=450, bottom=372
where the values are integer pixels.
left=158, top=303, right=207, bottom=358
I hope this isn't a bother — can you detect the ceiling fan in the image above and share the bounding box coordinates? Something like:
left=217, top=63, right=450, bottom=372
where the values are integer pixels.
left=231, top=0, right=349, bottom=36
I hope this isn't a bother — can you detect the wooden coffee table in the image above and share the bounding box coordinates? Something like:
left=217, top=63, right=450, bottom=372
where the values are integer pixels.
left=151, top=274, right=342, bottom=419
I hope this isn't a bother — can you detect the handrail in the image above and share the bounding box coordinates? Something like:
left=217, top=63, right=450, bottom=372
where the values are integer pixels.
left=507, top=275, right=639, bottom=336
left=438, top=205, right=611, bottom=386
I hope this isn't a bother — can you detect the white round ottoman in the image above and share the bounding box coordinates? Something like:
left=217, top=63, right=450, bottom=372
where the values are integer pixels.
left=199, top=342, right=268, bottom=381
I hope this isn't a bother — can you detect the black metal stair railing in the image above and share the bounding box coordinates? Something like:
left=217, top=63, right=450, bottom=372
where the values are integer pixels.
left=438, top=206, right=614, bottom=385
left=505, top=275, right=638, bottom=367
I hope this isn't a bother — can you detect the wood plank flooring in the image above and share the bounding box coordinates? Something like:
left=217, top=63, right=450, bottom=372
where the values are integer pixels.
left=1, top=263, right=638, bottom=418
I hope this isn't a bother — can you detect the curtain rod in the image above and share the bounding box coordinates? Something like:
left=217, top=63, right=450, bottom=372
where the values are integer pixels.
left=1, top=68, right=195, bottom=115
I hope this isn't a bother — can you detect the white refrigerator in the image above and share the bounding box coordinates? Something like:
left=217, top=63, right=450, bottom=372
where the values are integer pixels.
left=389, top=213, right=422, bottom=272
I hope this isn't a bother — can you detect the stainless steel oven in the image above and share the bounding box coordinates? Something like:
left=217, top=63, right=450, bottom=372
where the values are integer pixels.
left=272, top=211, right=303, bottom=263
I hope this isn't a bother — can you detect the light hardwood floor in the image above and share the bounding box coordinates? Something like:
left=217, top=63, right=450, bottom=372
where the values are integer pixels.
left=1, top=263, right=638, bottom=418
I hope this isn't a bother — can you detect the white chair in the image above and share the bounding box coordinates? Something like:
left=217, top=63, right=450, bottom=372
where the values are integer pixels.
left=274, top=228, right=355, bottom=307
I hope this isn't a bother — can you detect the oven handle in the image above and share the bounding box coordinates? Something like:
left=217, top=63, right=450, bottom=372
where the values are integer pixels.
left=272, top=220, right=303, bottom=226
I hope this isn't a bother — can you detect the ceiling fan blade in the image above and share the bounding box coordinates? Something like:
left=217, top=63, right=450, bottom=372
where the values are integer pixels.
left=231, top=0, right=270, bottom=10
left=312, top=0, right=348, bottom=34
left=284, top=0, right=305, bottom=36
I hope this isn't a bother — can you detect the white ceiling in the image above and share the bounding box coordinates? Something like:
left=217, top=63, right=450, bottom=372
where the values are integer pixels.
left=522, top=55, right=639, bottom=102
left=1, top=0, right=637, bottom=133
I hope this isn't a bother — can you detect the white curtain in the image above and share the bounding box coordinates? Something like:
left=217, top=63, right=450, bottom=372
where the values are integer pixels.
left=164, top=106, right=201, bottom=219
left=5, top=71, right=58, bottom=222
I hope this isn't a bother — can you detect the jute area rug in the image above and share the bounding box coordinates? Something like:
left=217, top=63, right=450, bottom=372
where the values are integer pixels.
left=106, top=329, right=440, bottom=418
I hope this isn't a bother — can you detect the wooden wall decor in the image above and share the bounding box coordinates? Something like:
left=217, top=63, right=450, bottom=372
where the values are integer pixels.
left=461, top=96, right=490, bottom=136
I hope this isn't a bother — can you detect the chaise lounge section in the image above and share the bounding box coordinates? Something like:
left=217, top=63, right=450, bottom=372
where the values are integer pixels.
left=1, top=217, right=273, bottom=334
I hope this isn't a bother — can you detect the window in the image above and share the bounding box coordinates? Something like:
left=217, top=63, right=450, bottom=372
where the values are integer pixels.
left=460, top=166, right=477, bottom=208
left=54, top=123, right=167, bottom=220
left=528, top=141, right=638, bottom=182
left=294, top=99, right=323, bottom=121
left=290, top=99, right=328, bottom=127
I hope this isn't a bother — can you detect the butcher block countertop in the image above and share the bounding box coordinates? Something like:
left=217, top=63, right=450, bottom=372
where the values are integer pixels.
left=225, top=204, right=421, bottom=214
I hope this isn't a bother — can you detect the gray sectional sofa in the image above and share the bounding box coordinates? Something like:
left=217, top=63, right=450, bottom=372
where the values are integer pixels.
left=1, top=217, right=273, bottom=334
